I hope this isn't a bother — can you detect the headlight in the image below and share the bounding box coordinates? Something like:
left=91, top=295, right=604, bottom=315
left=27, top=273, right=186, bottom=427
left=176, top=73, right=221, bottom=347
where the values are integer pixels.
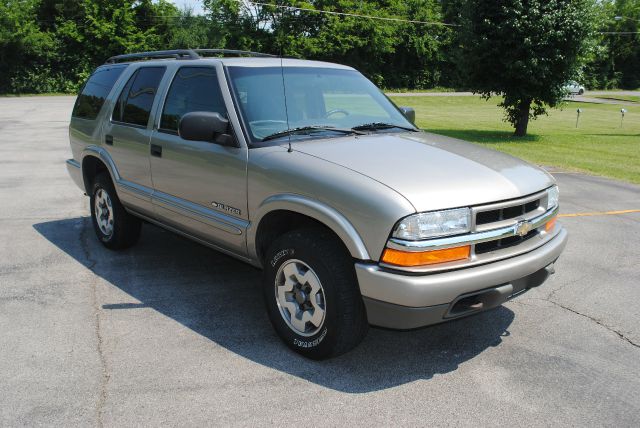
left=547, top=185, right=559, bottom=210
left=392, top=207, right=471, bottom=240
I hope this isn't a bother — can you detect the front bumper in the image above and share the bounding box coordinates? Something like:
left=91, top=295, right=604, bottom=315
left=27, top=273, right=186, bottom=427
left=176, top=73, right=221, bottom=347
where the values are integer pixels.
left=356, top=228, right=568, bottom=329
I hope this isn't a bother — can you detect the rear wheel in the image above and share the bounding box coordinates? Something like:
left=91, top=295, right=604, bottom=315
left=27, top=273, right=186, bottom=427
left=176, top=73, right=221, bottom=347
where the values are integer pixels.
left=263, top=228, right=369, bottom=359
left=578, top=89, right=584, bottom=95
left=89, top=172, right=141, bottom=250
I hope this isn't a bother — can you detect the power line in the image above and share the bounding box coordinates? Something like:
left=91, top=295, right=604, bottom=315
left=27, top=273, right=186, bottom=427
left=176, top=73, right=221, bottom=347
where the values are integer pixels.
left=238, top=0, right=460, bottom=27
left=614, top=15, right=640, bottom=23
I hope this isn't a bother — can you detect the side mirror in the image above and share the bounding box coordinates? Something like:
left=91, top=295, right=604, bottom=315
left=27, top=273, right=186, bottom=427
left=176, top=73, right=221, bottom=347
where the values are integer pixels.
left=178, top=111, right=237, bottom=147
left=399, top=106, right=416, bottom=124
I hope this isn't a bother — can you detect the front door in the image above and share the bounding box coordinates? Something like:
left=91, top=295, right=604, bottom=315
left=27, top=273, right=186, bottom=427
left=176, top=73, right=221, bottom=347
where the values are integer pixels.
left=149, top=65, right=249, bottom=256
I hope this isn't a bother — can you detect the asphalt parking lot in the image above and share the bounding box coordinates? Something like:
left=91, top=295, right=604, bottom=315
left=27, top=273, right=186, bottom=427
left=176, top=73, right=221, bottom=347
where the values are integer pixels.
left=1, top=96, right=639, bottom=426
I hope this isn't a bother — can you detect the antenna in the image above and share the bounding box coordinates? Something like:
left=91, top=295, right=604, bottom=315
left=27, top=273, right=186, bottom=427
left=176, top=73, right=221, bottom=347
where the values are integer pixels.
left=280, top=54, right=292, bottom=153
left=277, top=11, right=292, bottom=153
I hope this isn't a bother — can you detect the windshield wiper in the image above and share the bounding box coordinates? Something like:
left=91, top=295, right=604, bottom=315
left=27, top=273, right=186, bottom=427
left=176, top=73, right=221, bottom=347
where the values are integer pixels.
left=351, top=122, right=418, bottom=132
left=262, top=126, right=363, bottom=142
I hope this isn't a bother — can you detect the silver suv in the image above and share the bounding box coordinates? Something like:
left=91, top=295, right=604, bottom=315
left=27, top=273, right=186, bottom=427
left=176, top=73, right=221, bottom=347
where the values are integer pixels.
left=66, top=49, right=567, bottom=359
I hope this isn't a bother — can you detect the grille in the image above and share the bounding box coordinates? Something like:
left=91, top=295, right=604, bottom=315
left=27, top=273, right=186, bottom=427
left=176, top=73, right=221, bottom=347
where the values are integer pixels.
left=475, top=229, right=538, bottom=254
left=476, top=199, right=540, bottom=226
left=473, top=193, right=546, bottom=255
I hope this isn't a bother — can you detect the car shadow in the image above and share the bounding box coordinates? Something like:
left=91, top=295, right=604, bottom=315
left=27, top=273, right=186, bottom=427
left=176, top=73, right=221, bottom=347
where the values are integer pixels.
left=33, top=217, right=515, bottom=393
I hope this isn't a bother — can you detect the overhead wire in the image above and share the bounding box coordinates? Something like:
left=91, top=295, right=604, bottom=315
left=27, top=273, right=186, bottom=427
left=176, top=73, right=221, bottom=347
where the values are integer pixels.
left=228, top=0, right=460, bottom=27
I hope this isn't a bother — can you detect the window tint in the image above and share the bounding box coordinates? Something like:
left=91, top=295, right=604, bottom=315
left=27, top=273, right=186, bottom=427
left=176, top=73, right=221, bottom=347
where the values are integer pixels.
left=113, top=67, right=165, bottom=127
left=72, top=65, right=125, bottom=120
left=160, top=67, right=227, bottom=132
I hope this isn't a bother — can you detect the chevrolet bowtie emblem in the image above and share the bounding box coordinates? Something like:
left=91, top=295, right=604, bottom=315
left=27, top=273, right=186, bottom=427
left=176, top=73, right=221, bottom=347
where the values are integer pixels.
left=514, top=220, right=533, bottom=237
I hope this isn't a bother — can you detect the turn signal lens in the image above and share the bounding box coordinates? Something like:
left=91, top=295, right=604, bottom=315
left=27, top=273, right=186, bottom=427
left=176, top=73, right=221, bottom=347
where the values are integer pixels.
left=381, top=245, right=471, bottom=267
left=545, top=217, right=557, bottom=232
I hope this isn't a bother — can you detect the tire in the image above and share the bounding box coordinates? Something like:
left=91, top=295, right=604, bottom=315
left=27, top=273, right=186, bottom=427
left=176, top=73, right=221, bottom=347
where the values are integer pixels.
left=89, top=172, right=141, bottom=250
left=578, top=89, right=584, bottom=95
left=263, top=228, right=369, bottom=359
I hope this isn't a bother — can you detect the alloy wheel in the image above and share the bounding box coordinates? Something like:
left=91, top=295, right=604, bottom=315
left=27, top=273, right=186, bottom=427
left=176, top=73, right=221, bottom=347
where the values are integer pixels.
left=94, top=188, right=114, bottom=237
left=275, top=259, right=326, bottom=336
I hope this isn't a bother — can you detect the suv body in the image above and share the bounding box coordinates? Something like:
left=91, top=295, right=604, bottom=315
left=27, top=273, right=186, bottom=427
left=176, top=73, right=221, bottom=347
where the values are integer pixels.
left=67, top=50, right=567, bottom=358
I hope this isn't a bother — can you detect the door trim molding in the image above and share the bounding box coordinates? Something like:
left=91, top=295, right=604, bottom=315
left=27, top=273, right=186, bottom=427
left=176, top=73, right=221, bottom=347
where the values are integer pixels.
left=152, top=190, right=247, bottom=236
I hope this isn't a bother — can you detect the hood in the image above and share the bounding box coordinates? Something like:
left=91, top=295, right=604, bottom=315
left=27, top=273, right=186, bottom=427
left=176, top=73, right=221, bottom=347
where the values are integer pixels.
left=291, top=131, right=555, bottom=212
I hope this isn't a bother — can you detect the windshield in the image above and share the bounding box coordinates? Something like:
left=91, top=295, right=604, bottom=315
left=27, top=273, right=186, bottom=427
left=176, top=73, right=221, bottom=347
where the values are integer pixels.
left=226, top=66, right=415, bottom=144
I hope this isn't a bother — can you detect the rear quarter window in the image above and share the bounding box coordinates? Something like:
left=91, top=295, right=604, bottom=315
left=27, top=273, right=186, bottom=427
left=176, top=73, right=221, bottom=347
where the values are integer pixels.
left=72, top=65, right=126, bottom=120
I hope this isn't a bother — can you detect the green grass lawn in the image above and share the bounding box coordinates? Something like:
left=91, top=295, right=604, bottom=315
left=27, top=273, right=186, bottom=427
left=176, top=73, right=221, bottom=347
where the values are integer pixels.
left=389, top=95, right=640, bottom=184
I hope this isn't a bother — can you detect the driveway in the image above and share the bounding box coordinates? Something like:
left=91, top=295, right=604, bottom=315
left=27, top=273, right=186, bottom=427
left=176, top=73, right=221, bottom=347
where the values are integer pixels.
left=389, top=90, right=640, bottom=106
left=1, top=96, right=639, bottom=426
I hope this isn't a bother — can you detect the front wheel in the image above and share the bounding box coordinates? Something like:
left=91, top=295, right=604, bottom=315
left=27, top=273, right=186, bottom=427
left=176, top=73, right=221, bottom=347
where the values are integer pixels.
left=578, top=89, right=584, bottom=95
left=263, top=228, right=368, bottom=359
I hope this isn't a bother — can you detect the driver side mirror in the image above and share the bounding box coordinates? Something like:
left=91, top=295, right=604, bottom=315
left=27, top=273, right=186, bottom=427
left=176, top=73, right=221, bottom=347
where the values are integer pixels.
left=178, top=111, right=237, bottom=147
left=399, top=106, right=416, bottom=124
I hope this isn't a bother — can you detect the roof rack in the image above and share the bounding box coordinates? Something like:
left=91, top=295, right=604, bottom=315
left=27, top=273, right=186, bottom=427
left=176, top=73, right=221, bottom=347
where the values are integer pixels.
left=105, top=50, right=199, bottom=64
left=193, top=49, right=276, bottom=58
left=105, top=49, right=276, bottom=64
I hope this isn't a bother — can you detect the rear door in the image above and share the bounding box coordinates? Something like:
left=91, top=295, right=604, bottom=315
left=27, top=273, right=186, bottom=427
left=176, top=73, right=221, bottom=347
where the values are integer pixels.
left=149, top=65, right=249, bottom=256
left=103, top=66, right=166, bottom=216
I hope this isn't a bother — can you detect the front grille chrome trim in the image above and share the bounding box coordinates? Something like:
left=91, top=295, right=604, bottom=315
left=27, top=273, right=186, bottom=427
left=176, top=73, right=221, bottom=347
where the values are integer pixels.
left=387, top=205, right=559, bottom=252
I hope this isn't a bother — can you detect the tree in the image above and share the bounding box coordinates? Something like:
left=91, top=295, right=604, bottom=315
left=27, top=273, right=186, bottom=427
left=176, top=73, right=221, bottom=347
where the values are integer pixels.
left=460, top=0, right=598, bottom=136
left=203, top=0, right=446, bottom=88
left=1, top=0, right=622, bottom=96
left=163, top=6, right=219, bottom=49
left=0, top=0, right=58, bottom=93
left=0, top=0, right=199, bottom=93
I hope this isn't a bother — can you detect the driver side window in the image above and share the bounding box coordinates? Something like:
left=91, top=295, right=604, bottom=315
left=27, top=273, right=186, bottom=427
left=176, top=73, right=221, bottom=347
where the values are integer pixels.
left=160, top=67, right=227, bottom=133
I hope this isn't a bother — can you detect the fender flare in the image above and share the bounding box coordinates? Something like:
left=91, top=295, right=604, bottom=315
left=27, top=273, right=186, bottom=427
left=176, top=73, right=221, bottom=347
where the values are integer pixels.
left=80, top=145, right=121, bottom=192
left=247, top=194, right=371, bottom=261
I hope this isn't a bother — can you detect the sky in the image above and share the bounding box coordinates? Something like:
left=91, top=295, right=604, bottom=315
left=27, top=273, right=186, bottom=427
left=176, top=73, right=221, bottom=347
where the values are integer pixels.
left=172, top=0, right=205, bottom=15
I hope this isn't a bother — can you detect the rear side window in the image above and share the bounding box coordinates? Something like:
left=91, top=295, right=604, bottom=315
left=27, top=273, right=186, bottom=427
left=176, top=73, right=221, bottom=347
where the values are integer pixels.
left=72, top=66, right=125, bottom=120
left=160, top=67, right=227, bottom=132
left=113, top=67, right=166, bottom=127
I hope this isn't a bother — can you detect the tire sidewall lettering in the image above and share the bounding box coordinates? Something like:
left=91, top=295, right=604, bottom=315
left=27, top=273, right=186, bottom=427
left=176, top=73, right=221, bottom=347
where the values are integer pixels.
left=270, top=248, right=294, bottom=267
left=293, top=327, right=328, bottom=348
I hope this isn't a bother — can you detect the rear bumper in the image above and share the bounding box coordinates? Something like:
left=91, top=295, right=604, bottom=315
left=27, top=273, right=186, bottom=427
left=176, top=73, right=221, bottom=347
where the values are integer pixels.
left=66, top=159, right=84, bottom=191
left=356, top=228, right=568, bottom=329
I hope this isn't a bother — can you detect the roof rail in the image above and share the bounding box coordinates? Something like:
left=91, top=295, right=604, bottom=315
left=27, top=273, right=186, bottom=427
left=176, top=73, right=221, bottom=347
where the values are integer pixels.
left=193, top=49, right=277, bottom=58
left=105, top=48, right=276, bottom=64
left=105, top=50, right=200, bottom=64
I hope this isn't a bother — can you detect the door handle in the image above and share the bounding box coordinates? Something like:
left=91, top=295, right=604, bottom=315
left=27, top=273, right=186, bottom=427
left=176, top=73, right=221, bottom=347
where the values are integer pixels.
left=105, top=135, right=113, bottom=146
left=150, top=144, right=162, bottom=157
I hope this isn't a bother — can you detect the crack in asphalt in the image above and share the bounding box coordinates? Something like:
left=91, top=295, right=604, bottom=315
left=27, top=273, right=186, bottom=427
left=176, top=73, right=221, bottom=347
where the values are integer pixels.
left=517, top=296, right=640, bottom=350
left=544, top=299, right=640, bottom=350
left=79, top=218, right=109, bottom=428
left=545, top=272, right=594, bottom=302
left=538, top=274, right=640, bottom=349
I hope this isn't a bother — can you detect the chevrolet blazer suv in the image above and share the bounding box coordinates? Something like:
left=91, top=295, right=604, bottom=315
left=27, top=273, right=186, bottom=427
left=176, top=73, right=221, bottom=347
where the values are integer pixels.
left=66, top=49, right=568, bottom=359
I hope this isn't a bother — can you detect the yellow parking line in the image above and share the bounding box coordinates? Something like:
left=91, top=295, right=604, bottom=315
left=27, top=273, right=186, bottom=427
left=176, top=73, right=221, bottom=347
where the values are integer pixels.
left=559, top=209, right=640, bottom=218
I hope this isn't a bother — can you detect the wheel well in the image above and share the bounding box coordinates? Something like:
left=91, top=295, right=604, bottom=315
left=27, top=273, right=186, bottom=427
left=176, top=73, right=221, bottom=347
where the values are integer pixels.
left=82, top=156, right=109, bottom=193
left=255, top=210, right=349, bottom=262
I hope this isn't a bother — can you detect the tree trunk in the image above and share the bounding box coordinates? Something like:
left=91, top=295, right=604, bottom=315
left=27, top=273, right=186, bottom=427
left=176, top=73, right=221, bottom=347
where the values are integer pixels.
left=513, top=99, right=532, bottom=137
